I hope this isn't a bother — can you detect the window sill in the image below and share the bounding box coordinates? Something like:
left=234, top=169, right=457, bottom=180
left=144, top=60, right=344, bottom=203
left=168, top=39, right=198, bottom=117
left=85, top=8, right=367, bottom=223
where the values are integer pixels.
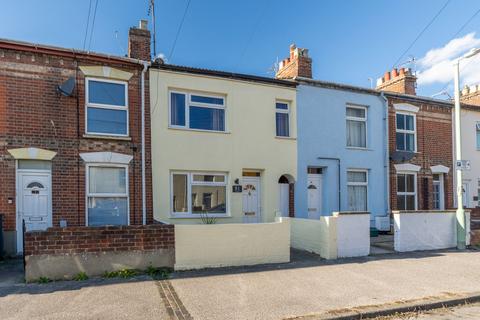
left=169, top=214, right=231, bottom=219
left=346, top=146, right=371, bottom=151
left=83, top=134, right=132, bottom=141
left=168, top=126, right=231, bottom=134
left=275, top=136, right=296, bottom=140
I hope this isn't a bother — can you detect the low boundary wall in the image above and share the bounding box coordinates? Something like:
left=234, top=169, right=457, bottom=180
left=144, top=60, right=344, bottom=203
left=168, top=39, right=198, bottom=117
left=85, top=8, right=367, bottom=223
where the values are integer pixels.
left=24, top=224, right=175, bottom=281
left=393, top=210, right=471, bottom=252
left=287, top=212, right=370, bottom=259
left=174, top=218, right=290, bottom=270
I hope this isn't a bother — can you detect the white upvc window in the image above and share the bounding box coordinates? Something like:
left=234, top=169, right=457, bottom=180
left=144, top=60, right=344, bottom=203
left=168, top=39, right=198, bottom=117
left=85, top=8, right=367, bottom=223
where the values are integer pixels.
left=397, top=172, right=417, bottom=210
left=396, top=112, right=416, bottom=152
left=169, top=91, right=226, bottom=132
left=85, top=78, right=129, bottom=136
left=86, top=164, right=129, bottom=226
left=475, top=122, right=480, bottom=150
left=346, top=105, right=367, bottom=148
left=276, top=101, right=290, bottom=137
left=433, top=174, right=445, bottom=210
left=171, top=171, right=228, bottom=217
left=347, top=170, right=368, bottom=211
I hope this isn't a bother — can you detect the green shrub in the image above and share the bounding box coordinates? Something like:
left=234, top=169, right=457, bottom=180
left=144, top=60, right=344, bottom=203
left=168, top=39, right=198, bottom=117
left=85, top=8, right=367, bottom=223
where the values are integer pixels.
left=73, top=272, right=89, bottom=281
left=37, top=276, right=52, bottom=284
left=146, top=264, right=172, bottom=280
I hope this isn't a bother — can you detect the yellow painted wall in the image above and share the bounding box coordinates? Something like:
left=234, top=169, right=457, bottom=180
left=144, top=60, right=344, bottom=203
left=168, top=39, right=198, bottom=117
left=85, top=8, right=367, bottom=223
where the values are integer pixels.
left=174, top=218, right=290, bottom=270
left=150, top=69, right=297, bottom=223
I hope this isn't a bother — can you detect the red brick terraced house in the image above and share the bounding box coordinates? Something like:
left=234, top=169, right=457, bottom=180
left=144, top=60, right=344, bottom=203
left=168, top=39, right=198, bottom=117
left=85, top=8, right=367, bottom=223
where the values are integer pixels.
left=376, top=68, right=454, bottom=212
left=0, top=21, right=153, bottom=255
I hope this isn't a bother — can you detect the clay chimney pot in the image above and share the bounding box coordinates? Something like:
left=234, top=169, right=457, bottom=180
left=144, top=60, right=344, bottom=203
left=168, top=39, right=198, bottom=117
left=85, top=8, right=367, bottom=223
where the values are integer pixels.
left=384, top=71, right=391, bottom=81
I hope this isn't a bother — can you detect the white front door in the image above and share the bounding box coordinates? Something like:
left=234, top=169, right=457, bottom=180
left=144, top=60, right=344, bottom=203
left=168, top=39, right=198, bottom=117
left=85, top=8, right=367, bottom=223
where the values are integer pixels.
left=17, top=171, right=52, bottom=253
left=242, top=177, right=261, bottom=223
left=307, top=174, right=322, bottom=219
left=279, top=183, right=289, bottom=217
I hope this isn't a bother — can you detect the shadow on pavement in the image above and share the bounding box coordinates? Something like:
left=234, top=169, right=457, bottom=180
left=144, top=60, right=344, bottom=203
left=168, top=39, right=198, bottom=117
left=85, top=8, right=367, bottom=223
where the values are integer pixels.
left=171, top=248, right=470, bottom=280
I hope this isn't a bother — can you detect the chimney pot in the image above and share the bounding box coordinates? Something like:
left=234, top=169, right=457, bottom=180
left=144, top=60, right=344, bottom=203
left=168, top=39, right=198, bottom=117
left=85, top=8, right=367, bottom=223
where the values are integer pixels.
left=139, top=19, right=148, bottom=30
left=399, top=68, right=405, bottom=76
left=384, top=71, right=391, bottom=81
left=391, top=68, right=398, bottom=78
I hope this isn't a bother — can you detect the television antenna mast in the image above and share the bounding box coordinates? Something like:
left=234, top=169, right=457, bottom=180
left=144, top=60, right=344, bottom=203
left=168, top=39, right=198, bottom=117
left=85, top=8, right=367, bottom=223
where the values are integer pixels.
left=148, top=0, right=157, bottom=58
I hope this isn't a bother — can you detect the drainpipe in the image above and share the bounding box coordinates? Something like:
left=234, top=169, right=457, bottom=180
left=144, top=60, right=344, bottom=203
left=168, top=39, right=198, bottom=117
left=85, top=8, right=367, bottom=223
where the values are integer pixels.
left=140, top=61, right=150, bottom=225
left=317, top=157, right=341, bottom=211
left=380, top=92, right=391, bottom=215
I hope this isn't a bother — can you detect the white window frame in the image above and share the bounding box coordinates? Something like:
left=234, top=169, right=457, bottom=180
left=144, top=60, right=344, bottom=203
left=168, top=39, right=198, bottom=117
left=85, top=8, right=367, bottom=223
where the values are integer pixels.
left=432, top=173, right=445, bottom=210
left=170, top=171, right=229, bottom=218
left=85, top=163, right=130, bottom=226
left=85, top=77, right=129, bottom=137
left=395, top=112, right=417, bottom=152
left=275, top=101, right=290, bottom=138
left=396, top=171, right=417, bottom=210
left=346, top=104, right=368, bottom=149
left=347, top=169, right=368, bottom=211
left=168, top=90, right=226, bottom=132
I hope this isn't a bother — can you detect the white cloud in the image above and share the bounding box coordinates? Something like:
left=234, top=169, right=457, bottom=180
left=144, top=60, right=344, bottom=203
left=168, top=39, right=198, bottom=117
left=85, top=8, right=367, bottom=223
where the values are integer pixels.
left=417, top=32, right=480, bottom=87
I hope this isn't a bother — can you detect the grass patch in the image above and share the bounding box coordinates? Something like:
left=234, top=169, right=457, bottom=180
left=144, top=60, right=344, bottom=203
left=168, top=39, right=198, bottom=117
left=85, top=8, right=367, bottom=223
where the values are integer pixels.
left=37, top=276, right=52, bottom=284
left=146, top=265, right=172, bottom=280
left=103, top=269, right=139, bottom=279
left=73, top=272, right=89, bottom=281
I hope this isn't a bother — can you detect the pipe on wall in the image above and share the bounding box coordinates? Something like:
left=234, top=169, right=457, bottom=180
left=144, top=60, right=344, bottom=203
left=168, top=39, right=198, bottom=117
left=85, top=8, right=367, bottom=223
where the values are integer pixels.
left=140, top=61, right=150, bottom=225
left=380, top=92, right=391, bottom=215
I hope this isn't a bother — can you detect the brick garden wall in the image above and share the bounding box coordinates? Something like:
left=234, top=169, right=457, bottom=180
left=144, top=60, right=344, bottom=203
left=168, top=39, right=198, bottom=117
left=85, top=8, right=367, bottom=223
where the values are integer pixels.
left=24, top=224, right=174, bottom=256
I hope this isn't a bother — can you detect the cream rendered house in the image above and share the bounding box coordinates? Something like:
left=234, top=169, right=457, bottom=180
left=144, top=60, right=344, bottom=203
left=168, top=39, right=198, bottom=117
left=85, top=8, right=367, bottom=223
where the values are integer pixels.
left=150, top=64, right=297, bottom=224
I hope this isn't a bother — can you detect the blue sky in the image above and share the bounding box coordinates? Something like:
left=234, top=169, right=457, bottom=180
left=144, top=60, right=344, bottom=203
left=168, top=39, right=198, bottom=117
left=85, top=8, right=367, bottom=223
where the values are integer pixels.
left=2, top=0, right=480, bottom=97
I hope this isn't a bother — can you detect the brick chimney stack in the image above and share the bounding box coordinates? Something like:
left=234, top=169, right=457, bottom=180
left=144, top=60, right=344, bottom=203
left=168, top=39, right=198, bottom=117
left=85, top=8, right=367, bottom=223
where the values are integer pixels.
left=376, top=67, right=417, bottom=95
left=275, top=44, right=312, bottom=79
left=128, top=19, right=151, bottom=61
left=460, top=84, right=480, bottom=106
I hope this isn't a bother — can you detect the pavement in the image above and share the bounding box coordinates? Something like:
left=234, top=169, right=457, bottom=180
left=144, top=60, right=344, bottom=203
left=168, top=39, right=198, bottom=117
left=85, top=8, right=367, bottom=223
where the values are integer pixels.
left=1, top=249, right=480, bottom=320
left=0, top=258, right=24, bottom=287
left=170, top=249, right=480, bottom=320
left=0, top=277, right=170, bottom=320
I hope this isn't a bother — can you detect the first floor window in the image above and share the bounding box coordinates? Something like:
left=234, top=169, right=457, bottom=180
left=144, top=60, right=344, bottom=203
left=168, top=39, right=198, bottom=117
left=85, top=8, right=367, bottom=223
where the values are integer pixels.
left=346, top=106, right=367, bottom=148
left=87, top=165, right=128, bottom=226
left=347, top=170, right=368, bottom=211
left=397, top=173, right=416, bottom=210
left=396, top=113, right=416, bottom=152
left=476, top=122, right=480, bottom=150
left=172, top=172, right=227, bottom=215
left=86, top=78, right=128, bottom=136
left=170, top=91, right=225, bottom=131
left=276, top=102, right=290, bottom=137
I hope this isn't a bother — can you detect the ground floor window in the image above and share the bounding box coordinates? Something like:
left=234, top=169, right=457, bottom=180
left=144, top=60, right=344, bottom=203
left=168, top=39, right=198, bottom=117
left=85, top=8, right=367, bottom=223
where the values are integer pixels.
left=172, top=172, right=227, bottom=216
left=432, top=174, right=445, bottom=210
left=397, top=172, right=416, bottom=210
left=87, top=165, right=128, bottom=226
left=347, top=170, right=368, bottom=211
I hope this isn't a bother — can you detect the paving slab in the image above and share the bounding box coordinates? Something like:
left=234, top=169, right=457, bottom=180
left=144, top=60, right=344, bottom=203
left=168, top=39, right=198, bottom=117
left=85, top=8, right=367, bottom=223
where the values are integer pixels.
left=170, top=250, right=480, bottom=320
left=0, top=277, right=169, bottom=320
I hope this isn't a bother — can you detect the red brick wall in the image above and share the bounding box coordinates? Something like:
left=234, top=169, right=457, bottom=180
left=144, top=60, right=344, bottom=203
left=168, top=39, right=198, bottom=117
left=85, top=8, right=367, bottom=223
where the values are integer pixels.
left=387, top=97, right=454, bottom=211
left=0, top=44, right=153, bottom=235
left=24, top=224, right=174, bottom=256
left=471, top=208, right=480, bottom=246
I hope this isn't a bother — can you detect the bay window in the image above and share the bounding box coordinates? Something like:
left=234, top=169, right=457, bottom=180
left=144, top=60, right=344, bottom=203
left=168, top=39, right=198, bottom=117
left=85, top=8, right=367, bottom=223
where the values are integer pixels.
left=87, top=165, right=129, bottom=226
left=86, top=78, right=128, bottom=136
left=172, top=172, right=227, bottom=216
left=347, top=170, right=368, bottom=211
left=170, top=91, right=225, bottom=132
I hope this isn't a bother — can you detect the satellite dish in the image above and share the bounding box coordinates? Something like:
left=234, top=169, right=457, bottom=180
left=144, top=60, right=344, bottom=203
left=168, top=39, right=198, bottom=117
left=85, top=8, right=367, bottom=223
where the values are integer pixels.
left=390, top=151, right=415, bottom=162
left=57, top=77, right=75, bottom=96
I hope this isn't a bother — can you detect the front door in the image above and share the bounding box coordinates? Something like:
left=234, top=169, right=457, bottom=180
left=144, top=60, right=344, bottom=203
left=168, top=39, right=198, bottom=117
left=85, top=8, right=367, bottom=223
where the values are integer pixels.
left=242, top=176, right=261, bottom=223
left=307, top=174, right=322, bottom=219
left=279, top=183, right=289, bottom=217
left=17, top=171, right=52, bottom=253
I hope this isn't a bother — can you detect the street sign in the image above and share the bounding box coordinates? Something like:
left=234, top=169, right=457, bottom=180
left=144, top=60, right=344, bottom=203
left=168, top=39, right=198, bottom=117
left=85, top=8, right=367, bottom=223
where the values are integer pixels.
left=456, top=160, right=471, bottom=171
